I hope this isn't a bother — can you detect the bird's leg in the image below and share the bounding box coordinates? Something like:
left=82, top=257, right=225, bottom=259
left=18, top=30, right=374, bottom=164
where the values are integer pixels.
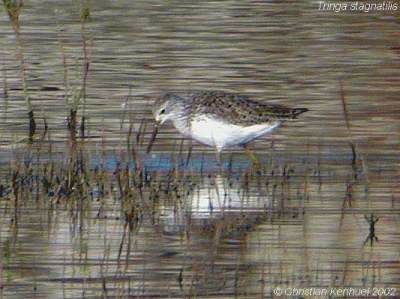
left=243, top=144, right=261, bottom=171
left=215, top=148, right=223, bottom=172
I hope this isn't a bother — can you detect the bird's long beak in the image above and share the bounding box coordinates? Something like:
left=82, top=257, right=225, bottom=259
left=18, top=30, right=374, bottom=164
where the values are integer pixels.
left=155, top=117, right=166, bottom=125
left=146, top=123, right=159, bottom=154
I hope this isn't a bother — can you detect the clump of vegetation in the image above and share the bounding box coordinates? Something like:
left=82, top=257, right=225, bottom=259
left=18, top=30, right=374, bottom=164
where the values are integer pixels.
left=3, top=0, right=23, bottom=31
left=3, top=0, right=35, bottom=142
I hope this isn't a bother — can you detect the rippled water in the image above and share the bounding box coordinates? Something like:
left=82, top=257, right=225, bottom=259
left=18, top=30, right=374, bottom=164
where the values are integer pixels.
left=0, top=0, right=400, bottom=298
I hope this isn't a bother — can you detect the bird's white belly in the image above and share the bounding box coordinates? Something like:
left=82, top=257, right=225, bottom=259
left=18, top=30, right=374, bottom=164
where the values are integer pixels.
left=176, top=116, right=280, bottom=150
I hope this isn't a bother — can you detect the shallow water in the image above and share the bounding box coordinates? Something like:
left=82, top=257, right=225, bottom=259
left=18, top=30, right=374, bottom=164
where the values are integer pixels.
left=0, top=0, right=400, bottom=298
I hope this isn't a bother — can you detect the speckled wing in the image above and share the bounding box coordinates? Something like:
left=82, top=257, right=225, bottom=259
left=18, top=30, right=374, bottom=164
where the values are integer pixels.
left=188, top=91, right=307, bottom=126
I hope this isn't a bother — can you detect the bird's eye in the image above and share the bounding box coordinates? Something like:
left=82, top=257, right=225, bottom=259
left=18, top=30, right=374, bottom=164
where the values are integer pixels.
left=160, top=108, right=166, bottom=114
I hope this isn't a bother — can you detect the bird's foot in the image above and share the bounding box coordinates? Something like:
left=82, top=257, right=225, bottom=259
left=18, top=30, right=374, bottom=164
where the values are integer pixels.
left=244, top=147, right=262, bottom=173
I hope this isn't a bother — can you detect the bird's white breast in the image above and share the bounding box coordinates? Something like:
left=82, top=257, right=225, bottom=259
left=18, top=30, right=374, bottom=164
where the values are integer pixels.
left=173, top=115, right=280, bottom=151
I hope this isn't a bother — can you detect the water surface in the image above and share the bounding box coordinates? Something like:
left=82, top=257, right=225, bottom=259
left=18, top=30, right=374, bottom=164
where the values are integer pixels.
left=0, top=0, right=399, bottom=298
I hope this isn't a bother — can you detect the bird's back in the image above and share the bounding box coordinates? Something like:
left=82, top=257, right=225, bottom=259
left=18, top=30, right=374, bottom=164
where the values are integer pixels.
left=181, top=90, right=307, bottom=126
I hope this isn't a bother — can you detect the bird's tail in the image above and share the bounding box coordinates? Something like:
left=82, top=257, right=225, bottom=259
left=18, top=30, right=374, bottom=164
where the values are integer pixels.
left=292, top=108, right=308, bottom=118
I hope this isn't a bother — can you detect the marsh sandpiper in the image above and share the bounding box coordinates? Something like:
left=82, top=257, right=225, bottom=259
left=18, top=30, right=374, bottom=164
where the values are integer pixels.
left=149, top=90, right=308, bottom=160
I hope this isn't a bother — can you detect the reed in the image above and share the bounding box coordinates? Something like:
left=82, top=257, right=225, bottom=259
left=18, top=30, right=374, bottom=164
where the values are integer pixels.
left=339, top=79, right=370, bottom=185
left=3, top=0, right=35, bottom=142
left=1, top=63, right=8, bottom=121
left=79, top=0, right=92, bottom=139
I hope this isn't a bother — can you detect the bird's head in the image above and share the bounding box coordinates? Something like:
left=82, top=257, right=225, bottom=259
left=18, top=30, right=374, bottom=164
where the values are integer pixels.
left=152, top=92, right=181, bottom=125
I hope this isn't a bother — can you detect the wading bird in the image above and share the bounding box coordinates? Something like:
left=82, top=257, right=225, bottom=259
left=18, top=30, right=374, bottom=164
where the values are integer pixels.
left=149, top=90, right=308, bottom=165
